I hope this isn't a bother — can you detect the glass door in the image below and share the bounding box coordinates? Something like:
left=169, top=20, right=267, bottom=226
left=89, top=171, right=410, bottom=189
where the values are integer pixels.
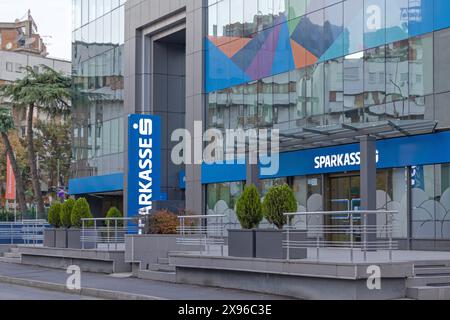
left=326, top=174, right=361, bottom=244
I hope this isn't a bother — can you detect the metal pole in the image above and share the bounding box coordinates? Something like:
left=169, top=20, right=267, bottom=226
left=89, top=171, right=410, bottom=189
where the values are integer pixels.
left=389, top=212, right=393, bottom=262
left=82, top=220, right=85, bottom=250
left=287, top=216, right=291, bottom=261
left=364, top=212, right=368, bottom=262
left=107, top=219, right=110, bottom=251
left=350, top=212, right=354, bottom=262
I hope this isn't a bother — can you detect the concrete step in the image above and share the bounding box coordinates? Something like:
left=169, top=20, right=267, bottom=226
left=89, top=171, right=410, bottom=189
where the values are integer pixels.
left=9, top=247, right=20, bottom=254
left=148, top=263, right=175, bottom=273
left=407, top=286, right=450, bottom=300
left=407, top=276, right=450, bottom=287
left=137, top=269, right=177, bottom=283
left=3, top=252, right=21, bottom=259
left=157, top=257, right=169, bottom=265
left=0, top=256, right=21, bottom=264
left=415, top=267, right=450, bottom=276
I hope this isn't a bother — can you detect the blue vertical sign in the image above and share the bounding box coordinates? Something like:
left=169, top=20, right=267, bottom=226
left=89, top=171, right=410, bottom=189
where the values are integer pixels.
left=127, top=114, right=161, bottom=220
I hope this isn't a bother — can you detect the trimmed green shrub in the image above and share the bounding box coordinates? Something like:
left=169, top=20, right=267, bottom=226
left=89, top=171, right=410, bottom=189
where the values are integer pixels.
left=71, top=198, right=93, bottom=228
left=236, top=184, right=263, bottom=229
left=48, top=202, right=62, bottom=228
left=61, top=198, right=75, bottom=228
left=262, top=185, right=297, bottom=230
left=106, top=207, right=123, bottom=227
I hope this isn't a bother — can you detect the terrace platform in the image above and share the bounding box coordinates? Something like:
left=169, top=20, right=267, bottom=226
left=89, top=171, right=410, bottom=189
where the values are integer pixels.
left=17, top=246, right=131, bottom=274
left=169, top=248, right=450, bottom=300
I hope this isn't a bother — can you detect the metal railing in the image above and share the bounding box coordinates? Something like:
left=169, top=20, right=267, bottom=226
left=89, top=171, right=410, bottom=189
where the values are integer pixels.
left=284, top=210, right=399, bottom=262
left=81, top=217, right=139, bottom=251
left=0, top=220, right=49, bottom=246
left=177, top=215, right=226, bottom=256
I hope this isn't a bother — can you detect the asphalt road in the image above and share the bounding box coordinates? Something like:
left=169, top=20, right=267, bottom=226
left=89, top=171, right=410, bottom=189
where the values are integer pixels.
left=0, top=283, right=99, bottom=300
left=0, top=262, right=286, bottom=300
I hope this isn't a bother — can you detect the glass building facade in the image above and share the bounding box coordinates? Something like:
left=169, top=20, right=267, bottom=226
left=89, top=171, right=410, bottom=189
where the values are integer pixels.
left=204, top=0, right=450, bottom=244
left=71, top=0, right=125, bottom=179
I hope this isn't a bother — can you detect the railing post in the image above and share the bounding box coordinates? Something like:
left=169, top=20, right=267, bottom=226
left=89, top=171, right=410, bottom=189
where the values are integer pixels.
left=287, top=215, right=291, bottom=261
left=115, top=219, right=118, bottom=251
left=389, top=212, right=393, bottom=262
left=82, top=220, right=85, bottom=250
left=220, top=216, right=224, bottom=257
left=107, top=219, right=110, bottom=251
left=316, top=227, right=320, bottom=261
left=350, top=212, right=354, bottom=262
left=363, top=212, right=368, bottom=262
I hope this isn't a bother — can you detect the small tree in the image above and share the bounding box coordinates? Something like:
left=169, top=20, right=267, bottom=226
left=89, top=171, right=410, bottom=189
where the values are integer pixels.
left=71, top=198, right=93, bottom=228
left=61, top=198, right=75, bottom=229
left=262, top=185, right=297, bottom=230
left=106, top=207, right=123, bottom=227
left=236, top=184, right=263, bottom=229
left=48, top=202, right=62, bottom=228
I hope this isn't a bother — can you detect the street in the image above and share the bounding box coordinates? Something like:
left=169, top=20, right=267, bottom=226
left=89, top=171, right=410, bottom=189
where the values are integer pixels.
left=0, top=283, right=98, bottom=300
left=0, top=262, right=285, bottom=300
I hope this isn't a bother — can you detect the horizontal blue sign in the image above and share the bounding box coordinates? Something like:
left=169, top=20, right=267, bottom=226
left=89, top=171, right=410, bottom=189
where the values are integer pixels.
left=127, top=114, right=161, bottom=218
left=202, top=132, right=450, bottom=184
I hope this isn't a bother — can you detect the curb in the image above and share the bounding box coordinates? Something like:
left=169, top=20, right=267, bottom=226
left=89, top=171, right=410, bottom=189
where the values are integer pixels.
left=0, top=275, right=166, bottom=300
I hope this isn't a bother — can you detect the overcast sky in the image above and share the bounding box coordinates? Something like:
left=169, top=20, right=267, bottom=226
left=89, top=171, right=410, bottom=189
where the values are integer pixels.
left=0, top=0, right=72, bottom=60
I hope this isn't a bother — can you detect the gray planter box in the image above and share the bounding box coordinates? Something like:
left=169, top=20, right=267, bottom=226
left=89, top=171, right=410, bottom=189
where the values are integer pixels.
left=44, top=229, right=55, bottom=248
left=67, top=229, right=81, bottom=249
left=228, top=229, right=255, bottom=258
left=55, top=229, right=68, bottom=248
left=255, top=229, right=307, bottom=260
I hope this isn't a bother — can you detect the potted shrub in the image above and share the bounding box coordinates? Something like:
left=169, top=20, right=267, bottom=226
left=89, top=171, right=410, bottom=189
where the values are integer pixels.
left=257, top=184, right=307, bottom=260
left=45, top=202, right=61, bottom=248
left=49, top=202, right=67, bottom=248
left=61, top=198, right=80, bottom=249
left=228, top=184, right=263, bottom=258
left=70, top=198, right=94, bottom=249
left=147, top=210, right=179, bottom=235
left=105, top=207, right=124, bottom=243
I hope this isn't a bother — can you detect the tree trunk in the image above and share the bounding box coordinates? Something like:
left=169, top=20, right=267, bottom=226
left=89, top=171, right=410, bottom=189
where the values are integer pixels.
left=1, top=132, right=28, bottom=215
left=27, top=104, right=45, bottom=215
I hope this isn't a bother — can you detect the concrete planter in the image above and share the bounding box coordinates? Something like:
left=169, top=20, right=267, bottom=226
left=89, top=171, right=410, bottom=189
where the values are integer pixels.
left=44, top=229, right=56, bottom=248
left=67, top=229, right=82, bottom=249
left=255, top=229, right=307, bottom=260
left=55, top=229, right=68, bottom=248
left=228, top=230, right=255, bottom=258
left=81, top=229, right=99, bottom=250
left=125, top=234, right=203, bottom=268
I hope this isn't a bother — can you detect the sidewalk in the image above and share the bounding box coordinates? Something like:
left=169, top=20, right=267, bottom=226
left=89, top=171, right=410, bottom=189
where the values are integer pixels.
left=0, top=262, right=286, bottom=300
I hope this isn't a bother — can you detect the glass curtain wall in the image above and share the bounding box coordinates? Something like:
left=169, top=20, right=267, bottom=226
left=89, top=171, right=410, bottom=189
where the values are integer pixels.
left=72, top=0, right=126, bottom=178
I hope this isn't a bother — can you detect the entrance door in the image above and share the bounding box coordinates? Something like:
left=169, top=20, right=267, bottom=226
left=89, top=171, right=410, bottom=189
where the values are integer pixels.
left=326, top=174, right=361, bottom=244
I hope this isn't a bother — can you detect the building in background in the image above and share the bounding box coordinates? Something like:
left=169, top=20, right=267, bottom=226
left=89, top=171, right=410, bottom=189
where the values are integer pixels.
left=119, top=0, right=450, bottom=251
left=0, top=12, right=71, bottom=204
left=69, top=0, right=125, bottom=216
left=0, top=10, right=48, bottom=57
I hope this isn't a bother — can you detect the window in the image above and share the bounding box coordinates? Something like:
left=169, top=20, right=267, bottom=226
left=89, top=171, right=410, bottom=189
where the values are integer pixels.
left=15, top=63, right=22, bottom=73
left=5, top=62, right=13, bottom=72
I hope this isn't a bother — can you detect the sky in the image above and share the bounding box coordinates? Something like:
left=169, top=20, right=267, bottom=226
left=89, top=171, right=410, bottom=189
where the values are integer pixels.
left=0, top=0, right=72, bottom=60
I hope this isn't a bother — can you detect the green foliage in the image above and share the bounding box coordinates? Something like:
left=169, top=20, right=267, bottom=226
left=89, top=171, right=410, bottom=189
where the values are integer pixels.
left=71, top=198, right=93, bottom=228
left=0, top=108, right=14, bottom=133
left=262, top=185, right=298, bottom=230
left=106, top=207, right=123, bottom=227
left=61, top=199, right=75, bottom=228
left=35, top=120, right=72, bottom=193
left=236, top=184, right=263, bottom=229
left=48, top=202, right=62, bottom=228
left=0, top=65, right=72, bottom=115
